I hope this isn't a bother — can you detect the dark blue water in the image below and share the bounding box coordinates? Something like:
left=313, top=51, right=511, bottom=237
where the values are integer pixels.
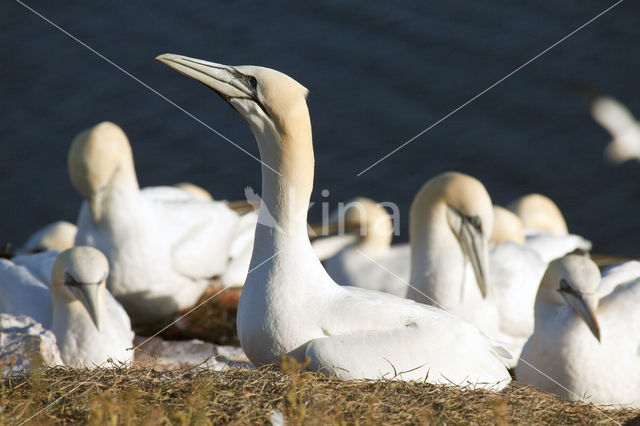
left=2, top=1, right=639, bottom=253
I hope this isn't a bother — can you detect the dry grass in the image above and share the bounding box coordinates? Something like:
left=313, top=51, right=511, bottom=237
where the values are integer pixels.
left=1, top=360, right=638, bottom=425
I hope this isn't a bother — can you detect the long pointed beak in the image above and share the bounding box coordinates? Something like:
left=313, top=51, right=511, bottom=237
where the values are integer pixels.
left=77, top=284, right=102, bottom=331
left=156, top=54, right=250, bottom=99
left=562, top=291, right=601, bottom=342
left=458, top=216, right=489, bottom=298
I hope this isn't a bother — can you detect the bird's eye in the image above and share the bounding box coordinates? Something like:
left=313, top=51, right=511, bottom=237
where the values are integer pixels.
left=558, top=278, right=578, bottom=296
left=247, top=76, right=257, bottom=89
left=64, top=272, right=80, bottom=287
left=470, top=215, right=482, bottom=231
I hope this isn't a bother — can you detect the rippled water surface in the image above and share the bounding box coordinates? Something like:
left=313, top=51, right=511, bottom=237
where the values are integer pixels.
left=2, top=1, right=639, bottom=253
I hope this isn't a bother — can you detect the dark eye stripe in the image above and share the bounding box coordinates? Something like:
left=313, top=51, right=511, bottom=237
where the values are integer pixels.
left=559, top=278, right=580, bottom=296
left=64, top=271, right=106, bottom=287
left=468, top=215, right=482, bottom=233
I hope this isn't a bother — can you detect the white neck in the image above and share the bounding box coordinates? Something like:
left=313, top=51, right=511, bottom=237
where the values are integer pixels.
left=50, top=290, right=106, bottom=363
left=249, top=108, right=316, bottom=266
left=408, top=201, right=471, bottom=308
left=98, top=163, right=142, bottom=226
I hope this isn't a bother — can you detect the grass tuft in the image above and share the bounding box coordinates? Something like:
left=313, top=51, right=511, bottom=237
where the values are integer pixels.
left=1, top=366, right=637, bottom=424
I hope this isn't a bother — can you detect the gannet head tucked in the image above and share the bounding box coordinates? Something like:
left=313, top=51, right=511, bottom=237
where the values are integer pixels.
left=491, top=205, right=525, bottom=245
left=51, top=246, right=109, bottom=330
left=411, top=172, right=493, bottom=297
left=68, top=122, right=137, bottom=221
left=22, top=221, right=78, bottom=254
left=507, top=193, right=568, bottom=235
left=342, top=197, right=393, bottom=251
left=539, top=254, right=601, bottom=341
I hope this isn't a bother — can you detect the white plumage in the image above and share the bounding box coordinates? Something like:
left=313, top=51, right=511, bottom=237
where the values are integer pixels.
left=590, top=96, right=640, bottom=164
left=158, top=53, right=511, bottom=389
left=69, top=122, right=240, bottom=325
left=320, top=197, right=409, bottom=297
left=408, top=173, right=546, bottom=367
left=516, top=255, right=640, bottom=408
left=0, top=247, right=133, bottom=368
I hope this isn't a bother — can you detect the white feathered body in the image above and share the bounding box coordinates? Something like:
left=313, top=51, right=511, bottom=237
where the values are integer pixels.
left=75, top=185, right=239, bottom=324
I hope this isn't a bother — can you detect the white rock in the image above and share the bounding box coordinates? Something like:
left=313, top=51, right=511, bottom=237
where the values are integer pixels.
left=0, top=314, right=63, bottom=376
left=132, top=336, right=253, bottom=371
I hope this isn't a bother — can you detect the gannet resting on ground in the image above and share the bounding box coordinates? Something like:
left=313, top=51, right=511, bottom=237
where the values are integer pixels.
left=406, top=173, right=546, bottom=366
left=320, top=197, right=409, bottom=297
left=589, top=95, right=640, bottom=164
left=516, top=255, right=640, bottom=408
left=0, top=247, right=133, bottom=368
left=69, top=122, right=240, bottom=325
left=20, top=221, right=77, bottom=254
left=158, top=53, right=511, bottom=388
left=507, top=193, right=591, bottom=263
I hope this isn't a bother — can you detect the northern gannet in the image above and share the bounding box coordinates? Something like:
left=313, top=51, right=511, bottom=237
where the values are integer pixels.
left=157, top=53, right=511, bottom=388
left=407, top=173, right=546, bottom=366
left=20, top=221, right=77, bottom=254
left=507, top=193, right=568, bottom=236
left=589, top=95, right=640, bottom=164
left=320, top=197, right=409, bottom=297
left=0, top=247, right=133, bottom=368
left=69, top=122, right=240, bottom=325
left=516, top=255, right=640, bottom=408
left=507, top=193, right=591, bottom=263
left=491, top=206, right=525, bottom=245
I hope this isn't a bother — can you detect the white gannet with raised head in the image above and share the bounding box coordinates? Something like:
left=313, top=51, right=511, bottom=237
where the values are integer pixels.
left=157, top=53, right=511, bottom=388
left=516, top=254, right=640, bottom=408
left=407, top=173, right=547, bottom=365
left=320, top=197, right=409, bottom=297
left=589, top=95, right=640, bottom=164
left=507, top=193, right=591, bottom=263
left=20, top=221, right=77, bottom=254
left=0, top=247, right=133, bottom=368
left=69, top=122, right=240, bottom=325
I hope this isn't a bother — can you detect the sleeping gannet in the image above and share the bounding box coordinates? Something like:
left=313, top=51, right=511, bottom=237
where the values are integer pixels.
left=69, top=122, right=240, bottom=325
left=507, top=193, right=568, bottom=236
left=320, top=197, right=409, bottom=297
left=407, top=173, right=546, bottom=365
left=516, top=255, right=640, bottom=408
left=157, top=53, right=511, bottom=388
left=491, top=206, right=525, bottom=245
left=589, top=95, right=640, bottom=164
left=20, top=221, right=77, bottom=254
left=0, top=247, right=133, bottom=368
left=507, top=193, right=591, bottom=263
